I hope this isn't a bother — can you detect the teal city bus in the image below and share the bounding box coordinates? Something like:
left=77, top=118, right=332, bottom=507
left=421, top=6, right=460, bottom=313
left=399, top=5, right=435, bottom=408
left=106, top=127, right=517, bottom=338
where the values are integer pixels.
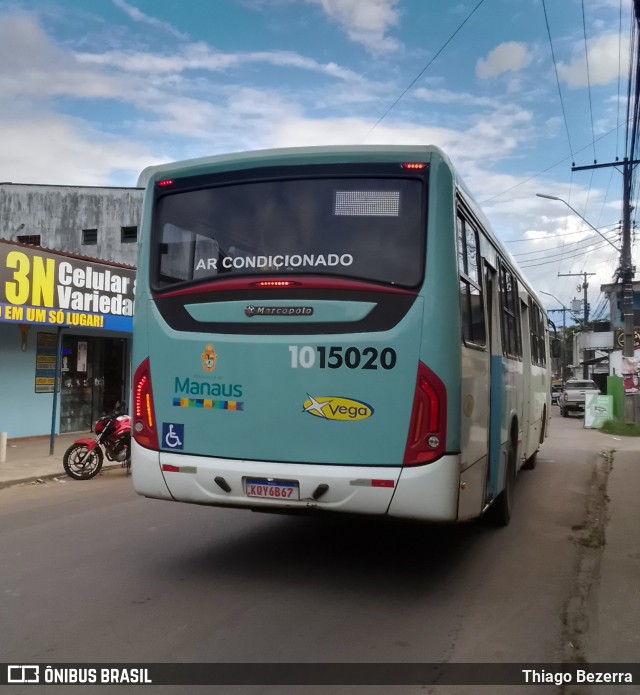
left=132, top=145, right=550, bottom=525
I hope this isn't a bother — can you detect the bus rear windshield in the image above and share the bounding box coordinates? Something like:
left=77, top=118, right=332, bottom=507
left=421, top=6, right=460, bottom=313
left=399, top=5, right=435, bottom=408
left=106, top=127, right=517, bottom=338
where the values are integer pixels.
left=152, top=177, right=425, bottom=289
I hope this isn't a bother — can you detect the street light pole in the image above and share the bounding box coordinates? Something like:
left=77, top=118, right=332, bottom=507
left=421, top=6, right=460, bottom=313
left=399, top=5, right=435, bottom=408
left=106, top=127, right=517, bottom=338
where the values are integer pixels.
left=536, top=190, right=634, bottom=358
left=535, top=194, right=621, bottom=252
left=540, top=290, right=568, bottom=326
left=536, top=193, right=624, bottom=379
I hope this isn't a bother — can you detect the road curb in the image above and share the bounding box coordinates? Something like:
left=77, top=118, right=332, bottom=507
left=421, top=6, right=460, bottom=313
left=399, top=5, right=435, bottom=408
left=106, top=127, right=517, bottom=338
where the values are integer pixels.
left=0, top=464, right=123, bottom=490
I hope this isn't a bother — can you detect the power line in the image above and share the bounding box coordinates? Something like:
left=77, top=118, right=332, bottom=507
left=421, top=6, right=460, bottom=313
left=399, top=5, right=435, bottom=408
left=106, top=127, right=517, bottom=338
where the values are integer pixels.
left=581, top=0, right=597, bottom=161
left=541, top=0, right=575, bottom=158
left=519, top=240, right=612, bottom=268
left=513, top=227, right=620, bottom=259
left=506, top=221, right=620, bottom=243
left=361, top=0, right=486, bottom=142
left=479, top=119, right=629, bottom=206
left=618, top=0, right=624, bottom=157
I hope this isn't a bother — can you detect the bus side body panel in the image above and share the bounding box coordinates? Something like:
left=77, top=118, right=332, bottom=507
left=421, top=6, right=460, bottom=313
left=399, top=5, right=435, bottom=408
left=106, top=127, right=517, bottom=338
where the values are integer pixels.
left=457, top=345, right=489, bottom=520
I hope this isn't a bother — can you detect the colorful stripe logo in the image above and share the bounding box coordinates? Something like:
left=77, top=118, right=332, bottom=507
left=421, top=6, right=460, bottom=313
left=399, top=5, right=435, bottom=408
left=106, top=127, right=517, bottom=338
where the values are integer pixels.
left=173, top=398, right=243, bottom=411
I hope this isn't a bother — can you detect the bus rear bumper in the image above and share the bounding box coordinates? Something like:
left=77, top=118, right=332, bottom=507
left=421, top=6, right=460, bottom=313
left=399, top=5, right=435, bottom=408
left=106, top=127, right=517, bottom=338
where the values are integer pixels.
left=132, top=441, right=462, bottom=521
left=131, top=440, right=172, bottom=500
left=390, top=456, right=461, bottom=522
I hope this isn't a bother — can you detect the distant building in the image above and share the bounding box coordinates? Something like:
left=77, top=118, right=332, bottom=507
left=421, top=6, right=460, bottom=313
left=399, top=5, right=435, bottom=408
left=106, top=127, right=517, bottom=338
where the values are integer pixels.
left=0, top=183, right=143, bottom=438
left=0, top=182, right=143, bottom=265
left=564, top=281, right=640, bottom=389
left=600, top=280, right=640, bottom=329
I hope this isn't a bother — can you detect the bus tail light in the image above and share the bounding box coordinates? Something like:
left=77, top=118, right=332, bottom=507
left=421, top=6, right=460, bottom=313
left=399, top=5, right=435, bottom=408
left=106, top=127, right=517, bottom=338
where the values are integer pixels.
left=403, top=362, right=447, bottom=466
left=133, top=358, right=159, bottom=450
left=251, top=280, right=301, bottom=288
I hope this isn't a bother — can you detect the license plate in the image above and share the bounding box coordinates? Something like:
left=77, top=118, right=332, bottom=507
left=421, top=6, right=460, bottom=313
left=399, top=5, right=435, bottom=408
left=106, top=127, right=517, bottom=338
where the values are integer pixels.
left=245, top=478, right=299, bottom=500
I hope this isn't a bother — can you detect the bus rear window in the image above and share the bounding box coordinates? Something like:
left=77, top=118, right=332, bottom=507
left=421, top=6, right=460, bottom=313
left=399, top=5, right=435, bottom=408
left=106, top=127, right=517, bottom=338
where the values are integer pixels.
left=152, top=177, right=424, bottom=289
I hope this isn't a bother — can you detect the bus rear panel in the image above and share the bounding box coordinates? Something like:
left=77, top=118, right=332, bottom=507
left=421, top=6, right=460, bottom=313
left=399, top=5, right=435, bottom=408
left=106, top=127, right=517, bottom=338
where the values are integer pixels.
left=132, top=149, right=460, bottom=521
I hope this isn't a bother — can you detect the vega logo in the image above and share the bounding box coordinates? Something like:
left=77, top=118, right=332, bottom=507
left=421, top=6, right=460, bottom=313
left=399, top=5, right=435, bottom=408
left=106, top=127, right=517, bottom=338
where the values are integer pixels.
left=303, top=395, right=373, bottom=421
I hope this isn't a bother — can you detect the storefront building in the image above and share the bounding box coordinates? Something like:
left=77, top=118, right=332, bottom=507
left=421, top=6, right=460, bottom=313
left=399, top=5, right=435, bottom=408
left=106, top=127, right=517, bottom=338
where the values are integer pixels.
left=0, top=240, right=135, bottom=438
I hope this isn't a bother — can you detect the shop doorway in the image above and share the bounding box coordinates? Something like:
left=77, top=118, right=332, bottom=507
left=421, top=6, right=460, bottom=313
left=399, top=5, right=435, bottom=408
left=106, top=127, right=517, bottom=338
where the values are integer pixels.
left=60, top=336, right=128, bottom=432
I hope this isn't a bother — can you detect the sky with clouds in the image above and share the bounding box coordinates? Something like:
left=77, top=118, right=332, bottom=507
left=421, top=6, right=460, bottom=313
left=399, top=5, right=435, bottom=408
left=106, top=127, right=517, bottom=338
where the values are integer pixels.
left=0, top=0, right=635, bottom=320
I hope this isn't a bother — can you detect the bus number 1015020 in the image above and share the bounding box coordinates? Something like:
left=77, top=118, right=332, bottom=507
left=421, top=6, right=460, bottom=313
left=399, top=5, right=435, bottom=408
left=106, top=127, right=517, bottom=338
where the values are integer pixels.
left=288, top=345, right=397, bottom=370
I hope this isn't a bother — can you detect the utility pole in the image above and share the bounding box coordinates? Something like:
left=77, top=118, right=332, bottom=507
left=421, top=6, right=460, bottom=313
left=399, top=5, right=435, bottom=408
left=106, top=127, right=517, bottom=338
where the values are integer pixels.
left=572, top=160, right=637, bottom=361
left=558, top=271, right=595, bottom=378
left=565, top=0, right=640, bottom=417
left=571, top=158, right=638, bottom=419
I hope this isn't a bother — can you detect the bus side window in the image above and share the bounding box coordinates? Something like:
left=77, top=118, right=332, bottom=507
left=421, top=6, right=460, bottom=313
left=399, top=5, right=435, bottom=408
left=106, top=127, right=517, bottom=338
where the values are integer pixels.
left=529, top=302, right=547, bottom=367
left=499, top=263, right=521, bottom=359
left=457, top=212, right=486, bottom=347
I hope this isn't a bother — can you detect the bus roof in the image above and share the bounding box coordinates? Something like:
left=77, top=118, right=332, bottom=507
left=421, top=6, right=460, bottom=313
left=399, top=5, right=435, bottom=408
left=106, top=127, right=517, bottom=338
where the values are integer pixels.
left=136, top=144, right=454, bottom=188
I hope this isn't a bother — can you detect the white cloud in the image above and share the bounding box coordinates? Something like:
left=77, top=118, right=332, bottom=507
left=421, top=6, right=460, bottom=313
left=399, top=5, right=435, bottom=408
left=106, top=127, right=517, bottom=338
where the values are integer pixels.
left=111, top=0, right=189, bottom=41
left=0, top=14, right=538, bottom=189
left=476, top=42, right=532, bottom=79
left=413, top=87, right=499, bottom=108
left=558, top=33, right=629, bottom=88
left=0, top=117, right=163, bottom=186
left=307, top=0, right=401, bottom=54
left=266, top=102, right=535, bottom=173
left=76, top=43, right=362, bottom=82
left=588, top=0, right=631, bottom=8
left=0, top=13, right=135, bottom=101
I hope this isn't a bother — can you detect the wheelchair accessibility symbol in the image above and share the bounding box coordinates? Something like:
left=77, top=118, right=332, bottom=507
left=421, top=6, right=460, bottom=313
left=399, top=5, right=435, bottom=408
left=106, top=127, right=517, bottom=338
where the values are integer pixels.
left=162, top=422, right=184, bottom=450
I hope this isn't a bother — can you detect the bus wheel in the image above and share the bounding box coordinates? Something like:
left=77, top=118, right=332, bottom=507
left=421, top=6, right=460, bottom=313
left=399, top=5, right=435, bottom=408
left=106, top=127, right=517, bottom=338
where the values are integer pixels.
left=523, top=409, right=545, bottom=471
left=523, top=450, right=537, bottom=470
left=490, top=439, right=516, bottom=526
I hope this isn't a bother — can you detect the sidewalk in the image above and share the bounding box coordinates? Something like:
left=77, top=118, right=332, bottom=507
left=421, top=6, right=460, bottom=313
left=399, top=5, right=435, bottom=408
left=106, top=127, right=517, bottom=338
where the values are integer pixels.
left=586, top=447, right=640, bottom=665
left=0, top=431, right=121, bottom=488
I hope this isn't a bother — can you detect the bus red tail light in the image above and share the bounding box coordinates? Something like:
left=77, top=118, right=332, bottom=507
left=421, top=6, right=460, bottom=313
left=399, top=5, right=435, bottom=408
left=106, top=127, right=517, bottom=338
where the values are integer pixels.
left=251, top=280, right=301, bottom=288
left=133, top=358, right=159, bottom=450
left=403, top=362, right=447, bottom=466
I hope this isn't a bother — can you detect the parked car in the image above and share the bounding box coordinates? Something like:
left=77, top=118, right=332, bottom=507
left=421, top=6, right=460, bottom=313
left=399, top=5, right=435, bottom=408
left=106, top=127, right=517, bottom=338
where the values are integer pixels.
left=559, top=379, right=601, bottom=417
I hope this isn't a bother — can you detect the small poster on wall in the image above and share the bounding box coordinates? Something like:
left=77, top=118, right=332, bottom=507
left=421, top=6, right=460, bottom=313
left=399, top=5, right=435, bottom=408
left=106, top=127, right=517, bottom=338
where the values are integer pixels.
left=77, top=341, right=88, bottom=373
left=622, top=356, right=640, bottom=393
left=35, top=332, right=57, bottom=393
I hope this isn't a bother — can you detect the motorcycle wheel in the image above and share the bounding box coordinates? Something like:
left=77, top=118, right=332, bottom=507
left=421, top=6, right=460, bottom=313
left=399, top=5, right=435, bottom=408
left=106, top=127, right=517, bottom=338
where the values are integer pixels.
left=122, top=447, right=131, bottom=476
left=63, top=444, right=104, bottom=480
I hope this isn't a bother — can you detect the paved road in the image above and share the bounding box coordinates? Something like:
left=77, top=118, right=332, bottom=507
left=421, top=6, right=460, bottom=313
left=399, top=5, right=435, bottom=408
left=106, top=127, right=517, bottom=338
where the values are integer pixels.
left=0, top=410, right=609, bottom=694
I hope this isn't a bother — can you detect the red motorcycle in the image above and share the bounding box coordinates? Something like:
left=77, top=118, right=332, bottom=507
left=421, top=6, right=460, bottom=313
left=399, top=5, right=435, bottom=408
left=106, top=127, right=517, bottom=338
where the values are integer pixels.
left=62, top=411, right=131, bottom=480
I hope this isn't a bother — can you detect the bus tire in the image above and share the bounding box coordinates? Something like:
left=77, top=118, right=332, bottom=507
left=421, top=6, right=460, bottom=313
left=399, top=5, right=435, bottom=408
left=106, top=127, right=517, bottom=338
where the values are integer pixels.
left=490, top=438, right=516, bottom=526
left=523, top=450, right=537, bottom=470
left=523, top=408, right=545, bottom=471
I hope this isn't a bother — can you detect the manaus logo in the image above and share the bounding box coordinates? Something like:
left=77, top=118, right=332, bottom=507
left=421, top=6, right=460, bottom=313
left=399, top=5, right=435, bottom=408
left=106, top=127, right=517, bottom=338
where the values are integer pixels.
left=202, top=344, right=218, bottom=373
left=303, top=395, right=373, bottom=421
